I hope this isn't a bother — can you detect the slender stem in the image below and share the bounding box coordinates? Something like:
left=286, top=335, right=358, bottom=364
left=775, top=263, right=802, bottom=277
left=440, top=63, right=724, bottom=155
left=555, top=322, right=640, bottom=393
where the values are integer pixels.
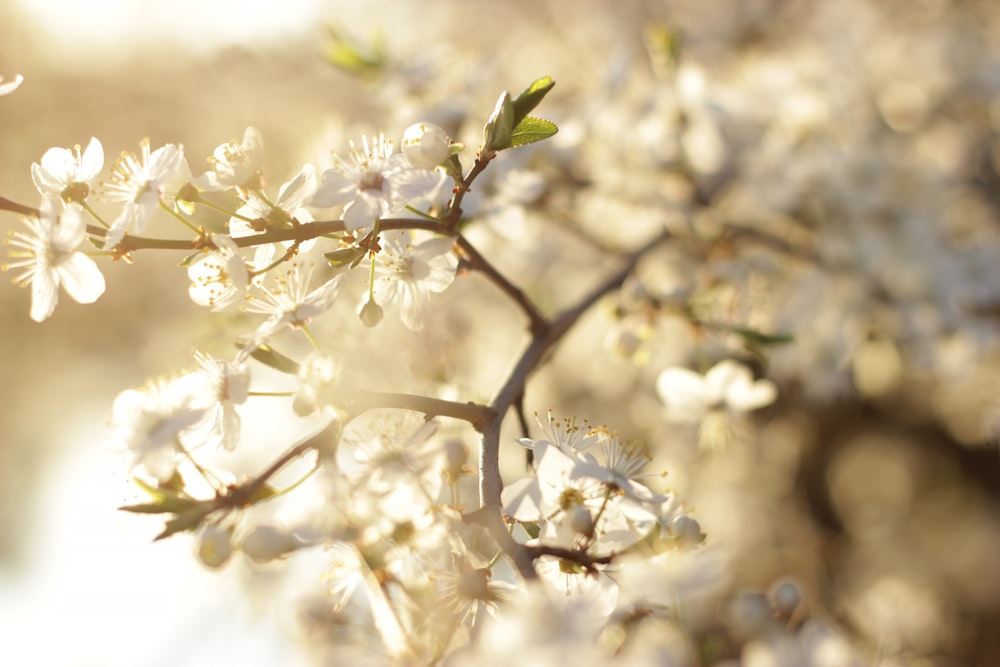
left=198, top=198, right=258, bottom=224
left=444, top=155, right=493, bottom=227
left=300, top=323, right=322, bottom=351
left=160, top=201, right=200, bottom=234
left=252, top=243, right=299, bottom=276
left=404, top=205, right=443, bottom=222
left=79, top=200, right=110, bottom=228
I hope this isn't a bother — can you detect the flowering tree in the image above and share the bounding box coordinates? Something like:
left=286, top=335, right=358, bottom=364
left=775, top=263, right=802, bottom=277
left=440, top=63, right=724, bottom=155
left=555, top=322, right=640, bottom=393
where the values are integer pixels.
left=5, top=4, right=1000, bottom=664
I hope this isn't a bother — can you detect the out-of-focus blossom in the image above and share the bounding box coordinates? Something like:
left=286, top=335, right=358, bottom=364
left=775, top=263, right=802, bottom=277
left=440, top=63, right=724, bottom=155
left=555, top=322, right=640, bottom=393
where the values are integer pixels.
left=196, top=525, right=234, bottom=569
left=190, top=349, right=249, bottom=452
left=109, top=374, right=211, bottom=482
left=656, top=359, right=777, bottom=423
left=240, top=523, right=299, bottom=564
left=292, top=352, right=344, bottom=417
left=0, top=74, right=22, bottom=96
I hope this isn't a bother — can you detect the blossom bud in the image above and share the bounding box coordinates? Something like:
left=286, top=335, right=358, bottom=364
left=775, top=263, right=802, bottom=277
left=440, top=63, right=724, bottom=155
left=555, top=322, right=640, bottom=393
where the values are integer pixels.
left=483, top=91, right=514, bottom=154
left=769, top=578, right=802, bottom=616
left=240, top=524, right=297, bottom=564
left=196, top=525, right=233, bottom=569
left=358, top=298, right=383, bottom=328
left=402, top=122, right=451, bottom=170
left=669, top=514, right=703, bottom=548
left=729, top=592, right=772, bottom=636
left=442, top=438, right=469, bottom=479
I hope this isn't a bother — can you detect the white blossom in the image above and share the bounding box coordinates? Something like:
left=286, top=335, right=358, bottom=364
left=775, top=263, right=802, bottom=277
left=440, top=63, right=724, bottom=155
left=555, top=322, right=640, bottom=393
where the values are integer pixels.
left=109, top=374, right=211, bottom=482
left=372, top=230, right=458, bottom=330
left=243, top=263, right=345, bottom=342
left=187, top=235, right=250, bottom=310
left=656, top=359, right=777, bottom=423
left=3, top=199, right=105, bottom=322
left=101, top=138, right=188, bottom=249
left=310, top=133, right=446, bottom=235
left=192, top=126, right=264, bottom=192
left=31, top=137, right=104, bottom=204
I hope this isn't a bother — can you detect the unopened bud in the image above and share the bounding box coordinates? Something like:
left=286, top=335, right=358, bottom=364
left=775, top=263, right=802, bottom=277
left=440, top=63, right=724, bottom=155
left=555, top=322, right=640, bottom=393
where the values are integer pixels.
left=442, top=438, right=469, bottom=479
left=240, top=524, right=297, bottom=564
left=729, top=592, right=772, bottom=636
left=769, top=578, right=802, bottom=617
left=669, top=514, right=703, bottom=548
left=196, top=525, right=233, bottom=569
left=358, top=298, right=383, bottom=327
left=483, top=91, right=514, bottom=154
left=402, top=122, right=451, bottom=170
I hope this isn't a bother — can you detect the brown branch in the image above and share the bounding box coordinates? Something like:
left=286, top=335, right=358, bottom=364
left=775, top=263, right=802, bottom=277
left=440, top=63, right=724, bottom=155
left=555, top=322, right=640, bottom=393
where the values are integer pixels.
left=479, top=230, right=671, bottom=511
left=348, top=390, right=496, bottom=432
left=454, top=234, right=548, bottom=337
left=0, top=196, right=41, bottom=217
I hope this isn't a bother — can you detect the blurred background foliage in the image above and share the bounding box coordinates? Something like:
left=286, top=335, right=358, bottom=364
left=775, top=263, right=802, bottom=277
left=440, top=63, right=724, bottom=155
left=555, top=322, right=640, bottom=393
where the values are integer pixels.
left=3, top=0, right=1000, bottom=665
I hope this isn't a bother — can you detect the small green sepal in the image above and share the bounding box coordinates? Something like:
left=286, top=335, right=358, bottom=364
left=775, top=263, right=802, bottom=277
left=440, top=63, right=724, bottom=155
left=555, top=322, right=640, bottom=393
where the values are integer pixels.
left=248, top=344, right=301, bottom=374
left=324, top=246, right=367, bottom=268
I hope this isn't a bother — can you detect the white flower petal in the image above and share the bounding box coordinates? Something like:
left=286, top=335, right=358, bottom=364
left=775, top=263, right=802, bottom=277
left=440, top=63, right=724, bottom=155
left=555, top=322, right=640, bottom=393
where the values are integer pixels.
left=30, top=266, right=58, bottom=322
left=309, top=169, right=355, bottom=207
left=656, top=367, right=709, bottom=422
left=57, top=253, right=106, bottom=304
left=79, top=137, right=104, bottom=181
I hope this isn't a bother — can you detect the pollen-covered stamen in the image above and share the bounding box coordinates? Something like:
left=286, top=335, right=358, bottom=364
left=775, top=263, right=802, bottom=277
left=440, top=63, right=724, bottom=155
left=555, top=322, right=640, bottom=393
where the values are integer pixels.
left=601, top=437, right=650, bottom=480
left=558, top=486, right=586, bottom=511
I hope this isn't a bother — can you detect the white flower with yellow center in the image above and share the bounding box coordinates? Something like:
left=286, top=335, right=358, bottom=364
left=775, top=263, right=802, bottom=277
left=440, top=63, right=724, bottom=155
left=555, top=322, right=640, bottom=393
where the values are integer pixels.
left=31, top=137, right=104, bottom=204
left=310, top=133, right=446, bottom=235
left=372, top=230, right=457, bottom=330
left=101, top=138, right=188, bottom=249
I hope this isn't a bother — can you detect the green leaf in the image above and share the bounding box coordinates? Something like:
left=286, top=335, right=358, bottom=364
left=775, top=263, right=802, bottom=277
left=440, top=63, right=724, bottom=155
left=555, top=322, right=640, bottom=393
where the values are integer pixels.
left=325, top=26, right=384, bottom=78
left=324, top=246, right=366, bottom=268
left=248, top=344, right=301, bottom=374
left=508, top=117, right=559, bottom=148
left=511, top=76, right=555, bottom=127
left=247, top=483, right=278, bottom=504
left=178, top=249, right=203, bottom=268
left=132, top=472, right=187, bottom=502
left=521, top=521, right=541, bottom=540
left=154, top=505, right=212, bottom=541
left=728, top=326, right=795, bottom=346
left=118, top=498, right=196, bottom=514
